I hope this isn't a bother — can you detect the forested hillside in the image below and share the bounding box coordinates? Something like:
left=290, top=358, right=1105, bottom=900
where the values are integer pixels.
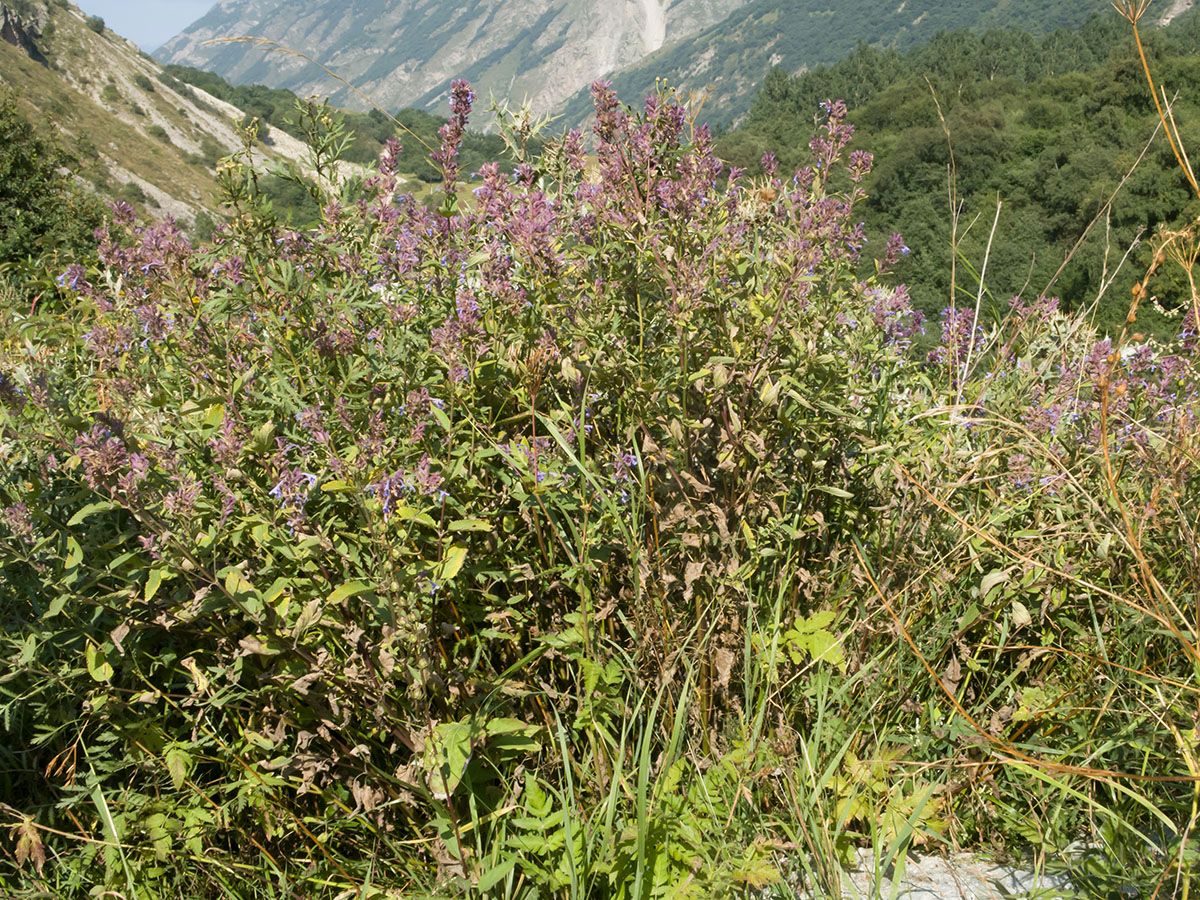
left=718, top=8, right=1200, bottom=337
left=559, top=0, right=1116, bottom=129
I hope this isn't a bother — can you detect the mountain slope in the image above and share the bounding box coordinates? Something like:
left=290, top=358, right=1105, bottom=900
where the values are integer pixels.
left=0, top=0, right=320, bottom=229
left=155, top=0, right=751, bottom=119
left=559, top=0, right=1116, bottom=127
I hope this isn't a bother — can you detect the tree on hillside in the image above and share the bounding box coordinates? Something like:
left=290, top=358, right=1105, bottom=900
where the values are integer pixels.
left=0, top=90, right=104, bottom=267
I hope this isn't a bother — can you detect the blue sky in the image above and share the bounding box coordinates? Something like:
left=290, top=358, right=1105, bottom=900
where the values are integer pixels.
left=74, top=1, right=214, bottom=52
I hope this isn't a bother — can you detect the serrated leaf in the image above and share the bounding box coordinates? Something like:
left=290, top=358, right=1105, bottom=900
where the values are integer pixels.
left=733, top=856, right=780, bottom=889
left=164, top=745, right=189, bottom=790
left=68, top=501, right=116, bottom=526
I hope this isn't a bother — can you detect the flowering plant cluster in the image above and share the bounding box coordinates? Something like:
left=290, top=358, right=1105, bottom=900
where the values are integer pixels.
left=2, top=80, right=1198, bottom=893
left=0, top=85, right=923, bottom=889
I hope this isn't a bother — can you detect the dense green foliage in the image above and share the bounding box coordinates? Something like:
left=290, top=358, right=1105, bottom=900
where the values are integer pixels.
left=0, top=90, right=104, bottom=274
left=719, top=10, right=1200, bottom=338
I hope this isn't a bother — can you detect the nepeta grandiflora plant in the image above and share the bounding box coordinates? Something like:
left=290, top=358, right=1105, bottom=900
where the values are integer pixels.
left=6, top=71, right=1196, bottom=894
left=0, top=83, right=920, bottom=886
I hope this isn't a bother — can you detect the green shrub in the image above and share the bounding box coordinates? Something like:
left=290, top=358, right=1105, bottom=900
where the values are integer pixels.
left=147, top=124, right=169, bottom=142
left=191, top=209, right=215, bottom=241
left=116, top=180, right=146, bottom=203
left=0, top=88, right=919, bottom=896
left=100, top=82, right=118, bottom=103
left=197, top=135, right=222, bottom=167
left=0, top=89, right=103, bottom=266
left=84, top=14, right=104, bottom=33
left=133, top=73, right=155, bottom=93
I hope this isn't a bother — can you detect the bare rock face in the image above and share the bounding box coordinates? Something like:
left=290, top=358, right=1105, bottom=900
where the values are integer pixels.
left=1, top=1, right=50, bottom=64
left=154, top=0, right=750, bottom=119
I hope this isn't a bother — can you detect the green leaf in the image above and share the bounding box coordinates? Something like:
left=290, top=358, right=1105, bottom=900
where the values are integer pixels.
left=392, top=505, right=437, bottom=528
left=449, top=518, right=491, bottom=532
left=980, top=569, right=1009, bottom=600
left=321, top=480, right=354, bottom=493
left=328, top=580, right=372, bottom=604
left=17, top=634, right=37, bottom=666
left=248, top=420, right=276, bottom=453
left=784, top=610, right=845, bottom=670
left=224, top=571, right=255, bottom=597
left=45, top=593, right=68, bottom=619
left=426, top=720, right=476, bottom=799
left=430, top=404, right=451, bottom=432
left=145, top=568, right=163, bottom=603
left=484, top=717, right=538, bottom=736
left=440, top=545, right=468, bottom=582
left=64, top=536, right=83, bottom=571
left=476, top=855, right=518, bottom=893
left=68, top=501, right=116, bottom=526
left=814, top=485, right=854, bottom=499
left=86, top=642, right=114, bottom=682
left=262, top=577, right=290, bottom=606
left=164, top=745, right=189, bottom=790
left=202, top=403, right=225, bottom=430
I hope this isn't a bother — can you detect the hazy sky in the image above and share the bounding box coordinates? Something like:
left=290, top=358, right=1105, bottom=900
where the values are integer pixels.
left=74, top=1, right=215, bottom=52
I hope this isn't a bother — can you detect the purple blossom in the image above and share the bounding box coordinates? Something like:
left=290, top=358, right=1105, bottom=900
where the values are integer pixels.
left=269, top=467, right=319, bottom=527
left=880, top=233, right=910, bottom=272
left=430, top=80, right=475, bottom=185
left=74, top=425, right=129, bottom=491
left=163, top=474, right=201, bottom=518
left=0, top=371, right=26, bottom=411
left=1, top=503, right=34, bottom=541
left=367, top=453, right=445, bottom=517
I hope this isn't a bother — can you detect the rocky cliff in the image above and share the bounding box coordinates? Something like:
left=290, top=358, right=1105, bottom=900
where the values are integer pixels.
left=155, top=0, right=750, bottom=117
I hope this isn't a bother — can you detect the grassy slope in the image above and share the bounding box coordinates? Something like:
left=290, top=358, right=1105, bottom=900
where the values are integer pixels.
left=0, top=2, right=331, bottom=227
